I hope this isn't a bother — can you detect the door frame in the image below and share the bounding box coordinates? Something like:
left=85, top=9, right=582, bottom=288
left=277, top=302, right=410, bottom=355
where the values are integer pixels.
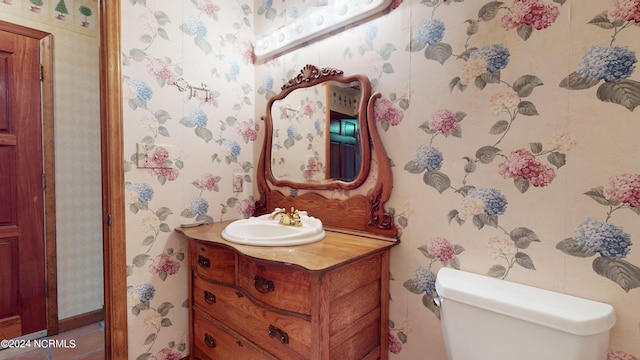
left=0, top=20, right=57, bottom=337
left=100, top=1, right=128, bottom=358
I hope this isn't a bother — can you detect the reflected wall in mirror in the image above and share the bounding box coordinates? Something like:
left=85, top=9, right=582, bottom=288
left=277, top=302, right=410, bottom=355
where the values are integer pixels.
left=256, top=65, right=397, bottom=240
left=266, top=65, right=371, bottom=190
left=270, top=79, right=364, bottom=184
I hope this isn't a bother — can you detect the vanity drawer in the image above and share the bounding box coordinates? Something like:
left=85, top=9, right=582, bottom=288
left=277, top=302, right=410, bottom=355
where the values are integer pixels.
left=193, top=276, right=311, bottom=360
left=189, top=241, right=235, bottom=284
left=238, top=256, right=312, bottom=315
left=192, top=308, right=276, bottom=360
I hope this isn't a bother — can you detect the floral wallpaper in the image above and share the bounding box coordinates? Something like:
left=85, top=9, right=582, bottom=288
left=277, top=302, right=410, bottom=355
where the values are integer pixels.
left=121, top=0, right=640, bottom=359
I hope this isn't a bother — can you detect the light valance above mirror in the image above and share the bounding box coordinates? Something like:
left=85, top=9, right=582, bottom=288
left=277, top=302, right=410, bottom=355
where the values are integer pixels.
left=255, top=65, right=397, bottom=241
left=254, top=0, right=393, bottom=59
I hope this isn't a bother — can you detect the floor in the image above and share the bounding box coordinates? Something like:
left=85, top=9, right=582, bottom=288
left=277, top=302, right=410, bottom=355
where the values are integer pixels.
left=0, top=323, right=104, bottom=360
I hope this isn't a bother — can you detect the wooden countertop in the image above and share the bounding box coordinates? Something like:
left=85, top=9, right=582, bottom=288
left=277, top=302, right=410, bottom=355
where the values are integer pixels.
left=176, top=221, right=398, bottom=272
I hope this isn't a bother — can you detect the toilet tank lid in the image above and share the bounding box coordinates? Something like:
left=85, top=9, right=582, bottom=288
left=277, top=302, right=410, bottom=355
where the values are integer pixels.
left=435, top=268, right=616, bottom=336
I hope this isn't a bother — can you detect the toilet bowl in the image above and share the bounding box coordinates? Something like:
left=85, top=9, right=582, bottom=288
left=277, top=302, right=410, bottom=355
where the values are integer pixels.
left=434, top=268, right=616, bottom=360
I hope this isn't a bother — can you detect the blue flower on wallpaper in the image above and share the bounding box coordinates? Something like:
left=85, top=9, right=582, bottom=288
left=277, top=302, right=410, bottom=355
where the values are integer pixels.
left=314, top=119, right=324, bottom=132
left=467, top=188, right=508, bottom=216
left=262, top=76, right=274, bottom=92
left=188, top=107, right=208, bottom=127
left=260, top=0, right=273, bottom=11
left=577, top=46, right=637, bottom=82
left=363, top=23, right=378, bottom=44
left=224, top=140, right=241, bottom=157
left=287, top=125, right=299, bottom=139
left=224, top=57, right=241, bottom=78
left=188, top=197, right=209, bottom=215
left=413, top=144, right=443, bottom=172
left=129, top=283, right=156, bottom=303
left=186, top=16, right=207, bottom=38
left=287, top=7, right=299, bottom=19
left=416, top=19, right=445, bottom=46
left=411, top=266, right=437, bottom=296
left=471, top=44, right=511, bottom=73
left=124, top=78, right=153, bottom=101
left=127, top=183, right=154, bottom=203
left=574, top=218, right=632, bottom=259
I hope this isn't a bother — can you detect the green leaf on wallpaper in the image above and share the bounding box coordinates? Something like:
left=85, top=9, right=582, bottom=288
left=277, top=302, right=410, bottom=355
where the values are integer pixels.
left=457, top=48, right=477, bottom=61
left=559, top=72, right=601, bottom=90
left=517, top=101, right=539, bottom=116
left=136, top=353, right=152, bottom=360
left=195, top=127, right=213, bottom=142
left=475, top=76, right=487, bottom=90
left=451, top=125, right=462, bottom=138
left=407, top=39, right=427, bottom=53
left=547, top=151, right=566, bottom=168
left=143, top=333, right=156, bottom=345
left=422, top=294, right=441, bottom=319
left=139, top=34, right=152, bottom=44
left=418, top=245, right=436, bottom=259
left=517, top=25, right=532, bottom=41
left=588, top=11, right=622, bottom=29
left=158, top=302, right=174, bottom=316
left=159, top=223, right=170, bottom=232
left=529, top=142, right=543, bottom=154
left=513, top=75, right=543, bottom=97
left=194, top=37, right=212, bottom=55
left=154, top=11, right=170, bottom=26
left=398, top=331, right=408, bottom=344
left=488, top=265, right=506, bottom=279
left=462, top=158, right=476, bottom=174
left=454, top=245, right=465, bottom=255
left=157, top=28, right=169, bottom=41
left=478, top=213, right=498, bottom=228
left=510, top=227, right=540, bottom=248
left=404, top=160, right=424, bottom=174
left=380, top=43, right=396, bottom=61
left=583, top=186, right=619, bottom=207
left=472, top=215, right=485, bottom=230
left=447, top=209, right=462, bottom=225
left=596, top=80, right=640, bottom=112
left=465, top=19, right=479, bottom=36
left=489, top=120, right=509, bottom=135
left=478, top=1, right=504, bottom=21
left=481, top=71, right=501, bottom=84
left=514, top=178, right=529, bottom=193
left=402, top=279, right=423, bottom=295
left=475, top=145, right=501, bottom=164
left=455, top=112, right=467, bottom=122
left=157, top=126, right=170, bottom=137
left=419, top=122, right=436, bottom=134
left=425, top=43, right=452, bottom=65
left=553, top=0, right=566, bottom=4
left=161, top=318, right=173, bottom=327
left=383, top=62, right=395, bottom=74
left=156, top=207, right=172, bottom=221
left=133, top=254, right=150, bottom=267
left=592, top=257, right=640, bottom=292
left=226, top=197, right=238, bottom=207
left=423, top=171, right=451, bottom=193
left=515, top=252, right=536, bottom=270
left=449, top=77, right=463, bottom=93
left=556, top=238, right=596, bottom=258
left=284, top=138, right=295, bottom=149
left=129, top=48, right=147, bottom=62
left=142, top=236, right=154, bottom=246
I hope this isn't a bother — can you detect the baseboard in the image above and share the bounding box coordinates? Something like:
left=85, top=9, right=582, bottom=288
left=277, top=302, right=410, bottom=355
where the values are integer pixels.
left=58, top=307, right=105, bottom=333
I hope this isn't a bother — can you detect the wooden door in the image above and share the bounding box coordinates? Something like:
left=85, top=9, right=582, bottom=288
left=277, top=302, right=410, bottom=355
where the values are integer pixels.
left=0, top=29, right=46, bottom=340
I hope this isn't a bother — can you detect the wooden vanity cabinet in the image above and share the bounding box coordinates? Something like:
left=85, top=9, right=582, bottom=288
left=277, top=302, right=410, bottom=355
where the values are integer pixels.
left=179, top=222, right=396, bottom=360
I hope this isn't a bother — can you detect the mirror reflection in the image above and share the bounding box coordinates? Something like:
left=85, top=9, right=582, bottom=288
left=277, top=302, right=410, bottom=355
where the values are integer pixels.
left=270, top=80, right=363, bottom=184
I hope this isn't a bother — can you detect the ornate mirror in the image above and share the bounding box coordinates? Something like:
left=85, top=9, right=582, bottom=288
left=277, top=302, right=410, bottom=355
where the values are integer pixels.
left=256, top=65, right=397, bottom=241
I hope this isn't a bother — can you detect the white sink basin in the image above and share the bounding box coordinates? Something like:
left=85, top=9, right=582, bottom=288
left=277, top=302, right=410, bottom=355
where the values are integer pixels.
left=221, top=213, right=325, bottom=246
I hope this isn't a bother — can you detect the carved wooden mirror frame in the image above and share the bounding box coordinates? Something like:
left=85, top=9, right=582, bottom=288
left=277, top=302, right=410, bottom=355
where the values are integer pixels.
left=256, top=65, right=397, bottom=241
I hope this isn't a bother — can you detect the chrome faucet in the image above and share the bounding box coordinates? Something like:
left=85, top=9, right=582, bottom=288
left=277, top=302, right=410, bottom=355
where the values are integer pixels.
left=269, top=207, right=302, bottom=226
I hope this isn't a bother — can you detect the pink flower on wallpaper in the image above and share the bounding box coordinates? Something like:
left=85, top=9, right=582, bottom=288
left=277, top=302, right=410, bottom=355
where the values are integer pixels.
left=501, top=0, right=560, bottom=31
left=303, top=101, right=317, bottom=117
left=429, top=109, right=458, bottom=134
left=151, top=167, right=180, bottom=181
left=498, top=149, right=556, bottom=187
left=237, top=121, right=258, bottom=141
left=147, top=58, right=177, bottom=86
left=150, top=253, right=180, bottom=276
left=374, top=98, right=404, bottom=126
left=198, top=173, right=219, bottom=191
left=388, top=332, right=403, bottom=354
left=303, top=156, right=321, bottom=181
left=148, top=146, right=170, bottom=167
left=607, top=350, right=639, bottom=360
left=196, top=0, right=218, bottom=17
left=156, top=348, right=182, bottom=360
left=603, top=173, right=640, bottom=207
left=608, top=0, right=640, bottom=23
left=427, top=237, right=456, bottom=262
left=237, top=198, right=255, bottom=217
left=390, top=0, right=403, bottom=10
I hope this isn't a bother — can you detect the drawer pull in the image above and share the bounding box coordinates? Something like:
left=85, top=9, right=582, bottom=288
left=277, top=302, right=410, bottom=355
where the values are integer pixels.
left=254, top=275, right=275, bottom=293
left=197, top=255, right=210, bottom=268
left=268, top=325, right=289, bottom=345
left=204, top=290, right=216, bottom=304
left=204, top=333, right=217, bottom=348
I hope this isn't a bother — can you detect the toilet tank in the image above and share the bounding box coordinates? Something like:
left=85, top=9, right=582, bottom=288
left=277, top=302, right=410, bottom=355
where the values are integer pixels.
left=435, top=268, right=616, bottom=360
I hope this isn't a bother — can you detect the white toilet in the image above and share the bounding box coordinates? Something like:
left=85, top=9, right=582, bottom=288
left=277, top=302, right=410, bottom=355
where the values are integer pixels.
left=435, top=268, right=616, bottom=360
